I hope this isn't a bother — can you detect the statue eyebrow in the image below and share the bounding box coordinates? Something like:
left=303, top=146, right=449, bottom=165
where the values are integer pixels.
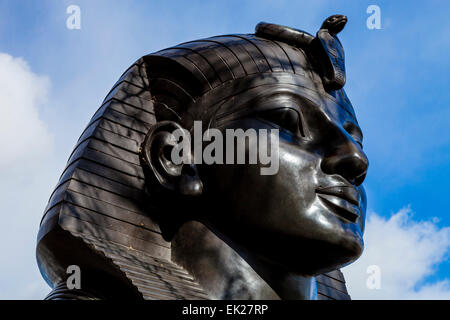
left=213, top=92, right=301, bottom=121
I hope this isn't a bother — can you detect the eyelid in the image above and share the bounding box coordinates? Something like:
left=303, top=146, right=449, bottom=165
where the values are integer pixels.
left=353, top=133, right=363, bottom=148
left=256, top=107, right=307, bottom=138
left=343, top=122, right=364, bottom=148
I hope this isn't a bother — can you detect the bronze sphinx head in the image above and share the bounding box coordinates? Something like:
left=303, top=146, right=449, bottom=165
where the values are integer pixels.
left=37, top=15, right=368, bottom=300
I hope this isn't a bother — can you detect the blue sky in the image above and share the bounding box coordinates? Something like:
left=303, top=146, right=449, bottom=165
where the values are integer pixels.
left=0, top=0, right=449, bottom=299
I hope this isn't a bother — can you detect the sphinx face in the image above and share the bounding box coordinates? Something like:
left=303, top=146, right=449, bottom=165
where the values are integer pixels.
left=199, top=86, right=368, bottom=275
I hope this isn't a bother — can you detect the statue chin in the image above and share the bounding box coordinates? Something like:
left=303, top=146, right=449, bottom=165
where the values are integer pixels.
left=170, top=215, right=363, bottom=299
left=263, top=239, right=362, bottom=275
left=219, top=224, right=364, bottom=277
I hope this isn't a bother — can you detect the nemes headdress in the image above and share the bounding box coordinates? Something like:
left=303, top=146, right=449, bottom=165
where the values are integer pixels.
left=37, top=15, right=352, bottom=300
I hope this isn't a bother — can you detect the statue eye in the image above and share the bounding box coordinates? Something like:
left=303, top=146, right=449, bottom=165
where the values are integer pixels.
left=344, top=122, right=364, bottom=149
left=257, top=108, right=305, bottom=137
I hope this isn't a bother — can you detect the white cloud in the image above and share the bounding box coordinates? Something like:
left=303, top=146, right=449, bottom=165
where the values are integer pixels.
left=0, top=53, right=52, bottom=170
left=0, top=52, right=53, bottom=299
left=343, top=207, right=450, bottom=299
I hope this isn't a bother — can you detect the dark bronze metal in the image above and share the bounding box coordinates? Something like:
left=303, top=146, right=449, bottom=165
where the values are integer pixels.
left=36, top=14, right=367, bottom=300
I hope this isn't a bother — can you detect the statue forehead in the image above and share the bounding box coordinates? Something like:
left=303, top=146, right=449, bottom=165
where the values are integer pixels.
left=182, top=73, right=358, bottom=129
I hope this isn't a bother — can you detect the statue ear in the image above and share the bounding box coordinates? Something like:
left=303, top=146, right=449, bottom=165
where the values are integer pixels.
left=140, top=121, right=203, bottom=196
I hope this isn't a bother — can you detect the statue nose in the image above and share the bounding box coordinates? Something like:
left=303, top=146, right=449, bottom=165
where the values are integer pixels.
left=321, top=144, right=369, bottom=186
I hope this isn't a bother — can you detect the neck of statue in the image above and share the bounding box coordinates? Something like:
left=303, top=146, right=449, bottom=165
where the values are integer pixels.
left=171, top=221, right=317, bottom=300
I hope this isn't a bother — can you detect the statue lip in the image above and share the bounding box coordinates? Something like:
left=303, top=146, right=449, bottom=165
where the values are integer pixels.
left=315, top=185, right=359, bottom=206
left=315, top=185, right=360, bottom=223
